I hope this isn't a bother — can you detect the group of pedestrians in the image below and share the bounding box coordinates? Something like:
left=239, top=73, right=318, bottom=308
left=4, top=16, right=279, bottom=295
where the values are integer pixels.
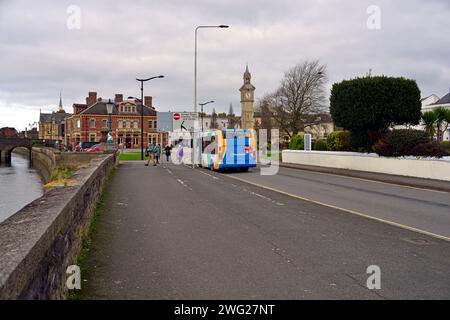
left=145, top=143, right=172, bottom=166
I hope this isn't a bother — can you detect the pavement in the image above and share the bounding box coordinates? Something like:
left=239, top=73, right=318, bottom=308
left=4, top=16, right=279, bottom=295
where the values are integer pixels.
left=81, top=161, right=450, bottom=299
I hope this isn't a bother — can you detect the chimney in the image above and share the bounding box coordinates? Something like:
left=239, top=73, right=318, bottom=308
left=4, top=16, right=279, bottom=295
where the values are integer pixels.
left=144, top=96, right=153, bottom=108
left=115, top=94, right=123, bottom=103
left=86, top=91, right=97, bottom=106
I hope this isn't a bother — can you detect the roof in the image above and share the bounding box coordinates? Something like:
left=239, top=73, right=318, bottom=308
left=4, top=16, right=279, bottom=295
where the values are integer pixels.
left=39, top=111, right=71, bottom=123
left=80, top=101, right=156, bottom=116
left=430, top=92, right=450, bottom=105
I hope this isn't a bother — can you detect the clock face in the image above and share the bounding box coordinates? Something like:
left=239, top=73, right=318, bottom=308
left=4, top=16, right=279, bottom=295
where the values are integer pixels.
left=245, top=92, right=252, bottom=99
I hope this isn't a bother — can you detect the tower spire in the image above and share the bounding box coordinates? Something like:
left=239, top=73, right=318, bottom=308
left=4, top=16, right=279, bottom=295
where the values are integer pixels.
left=59, top=91, right=63, bottom=111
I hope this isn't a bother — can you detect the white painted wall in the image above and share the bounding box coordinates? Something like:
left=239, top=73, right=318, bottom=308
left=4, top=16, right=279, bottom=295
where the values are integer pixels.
left=282, top=150, right=450, bottom=181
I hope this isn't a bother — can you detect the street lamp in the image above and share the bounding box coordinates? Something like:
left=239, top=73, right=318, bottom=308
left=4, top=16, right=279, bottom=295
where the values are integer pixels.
left=106, top=99, right=114, bottom=149
left=199, top=100, right=214, bottom=132
left=135, top=75, right=164, bottom=160
left=194, top=25, right=228, bottom=167
left=194, top=25, right=228, bottom=113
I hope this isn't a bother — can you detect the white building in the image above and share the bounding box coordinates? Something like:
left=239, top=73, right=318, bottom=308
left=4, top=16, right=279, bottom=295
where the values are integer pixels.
left=421, top=90, right=450, bottom=140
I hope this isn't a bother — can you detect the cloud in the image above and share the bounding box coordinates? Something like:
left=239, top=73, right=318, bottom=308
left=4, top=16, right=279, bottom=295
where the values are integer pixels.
left=0, top=0, right=449, bottom=129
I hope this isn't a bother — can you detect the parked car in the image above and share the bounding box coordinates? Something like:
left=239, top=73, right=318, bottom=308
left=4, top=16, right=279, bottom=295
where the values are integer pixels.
left=83, top=144, right=102, bottom=153
left=75, top=141, right=100, bottom=152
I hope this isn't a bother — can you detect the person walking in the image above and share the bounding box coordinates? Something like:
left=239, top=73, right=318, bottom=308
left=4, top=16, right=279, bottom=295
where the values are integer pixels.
left=145, top=142, right=156, bottom=166
left=164, top=144, right=172, bottom=162
left=155, top=143, right=161, bottom=164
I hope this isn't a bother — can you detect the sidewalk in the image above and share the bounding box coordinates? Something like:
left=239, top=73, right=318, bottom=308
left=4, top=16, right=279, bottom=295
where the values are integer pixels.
left=280, top=162, right=450, bottom=192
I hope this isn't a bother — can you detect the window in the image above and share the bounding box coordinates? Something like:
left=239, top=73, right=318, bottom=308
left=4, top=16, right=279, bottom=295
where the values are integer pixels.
left=90, top=119, right=96, bottom=128
left=134, top=121, right=138, bottom=129
left=154, top=120, right=157, bottom=129
left=126, top=120, right=131, bottom=129
left=118, top=135, right=123, bottom=144
left=118, top=120, right=123, bottom=128
left=133, top=136, right=139, bottom=145
left=89, top=134, right=96, bottom=142
left=77, top=119, right=80, bottom=128
left=148, top=120, right=153, bottom=129
left=102, top=119, right=107, bottom=128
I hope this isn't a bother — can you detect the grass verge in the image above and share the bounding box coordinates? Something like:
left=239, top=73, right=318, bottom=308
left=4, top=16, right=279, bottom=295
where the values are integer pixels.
left=119, top=152, right=148, bottom=161
left=67, top=167, right=115, bottom=300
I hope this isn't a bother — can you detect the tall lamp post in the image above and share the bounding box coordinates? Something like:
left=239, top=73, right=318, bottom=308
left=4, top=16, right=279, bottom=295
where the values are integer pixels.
left=135, top=75, right=164, bottom=160
left=194, top=25, right=228, bottom=113
left=194, top=25, right=228, bottom=167
left=199, top=100, right=214, bottom=133
left=106, top=99, right=114, bottom=150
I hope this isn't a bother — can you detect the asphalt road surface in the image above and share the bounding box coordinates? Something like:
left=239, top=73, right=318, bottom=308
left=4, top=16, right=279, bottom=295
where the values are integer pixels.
left=81, top=162, right=450, bottom=299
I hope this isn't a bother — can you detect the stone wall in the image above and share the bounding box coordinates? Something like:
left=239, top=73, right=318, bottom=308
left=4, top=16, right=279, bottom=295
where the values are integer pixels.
left=0, top=152, right=118, bottom=299
left=282, top=150, right=450, bottom=181
left=31, top=147, right=110, bottom=183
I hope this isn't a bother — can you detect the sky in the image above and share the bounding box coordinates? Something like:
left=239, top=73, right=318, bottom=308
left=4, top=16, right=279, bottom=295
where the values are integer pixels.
left=0, top=0, right=449, bottom=130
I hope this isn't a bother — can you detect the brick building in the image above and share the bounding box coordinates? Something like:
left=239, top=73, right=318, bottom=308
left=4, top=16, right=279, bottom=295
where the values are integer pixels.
left=39, top=94, right=71, bottom=142
left=65, top=92, right=167, bottom=149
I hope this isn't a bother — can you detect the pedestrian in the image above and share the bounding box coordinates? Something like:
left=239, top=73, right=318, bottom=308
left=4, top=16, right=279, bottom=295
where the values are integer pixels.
left=145, top=142, right=156, bottom=166
left=164, top=144, right=172, bottom=162
left=155, top=143, right=161, bottom=164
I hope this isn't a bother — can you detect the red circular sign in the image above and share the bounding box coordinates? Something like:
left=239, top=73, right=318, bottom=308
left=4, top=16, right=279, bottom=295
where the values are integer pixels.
left=173, top=113, right=181, bottom=120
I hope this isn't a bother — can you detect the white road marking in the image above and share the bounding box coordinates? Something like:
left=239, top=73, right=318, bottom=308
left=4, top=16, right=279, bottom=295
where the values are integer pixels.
left=198, top=170, right=219, bottom=180
left=282, top=166, right=449, bottom=194
left=219, top=173, right=450, bottom=242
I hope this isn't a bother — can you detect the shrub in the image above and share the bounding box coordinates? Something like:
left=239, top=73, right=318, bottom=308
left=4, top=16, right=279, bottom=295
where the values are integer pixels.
left=410, top=143, right=449, bottom=158
left=326, top=131, right=351, bottom=151
left=288, top=134, right=304, bottom=150
left=441, top=141, right=450, bottom=152
left=374, top=129, right=431, bottom=157
left=313, top=139, right=328, bottom=151
left=330, top=76, right=422, bottom=150
left=330, top=76, right=422, bottom=131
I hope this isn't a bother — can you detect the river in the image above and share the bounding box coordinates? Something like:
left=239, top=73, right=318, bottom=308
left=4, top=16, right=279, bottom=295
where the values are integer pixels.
left=0, top=152, right=44, bottom=223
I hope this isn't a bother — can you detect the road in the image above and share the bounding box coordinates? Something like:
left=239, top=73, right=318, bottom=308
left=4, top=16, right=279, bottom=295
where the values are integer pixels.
left=81, top=162, right=450, bottom=299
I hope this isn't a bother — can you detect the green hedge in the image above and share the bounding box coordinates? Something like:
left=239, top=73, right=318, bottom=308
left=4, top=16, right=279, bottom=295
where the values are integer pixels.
left=330, top=76, right=422, bottom=150
left=326, top=131, right=351, bottom=151
left=288, top=134, right=304, bottom=150
left=313, top=139, right=328, bottom=151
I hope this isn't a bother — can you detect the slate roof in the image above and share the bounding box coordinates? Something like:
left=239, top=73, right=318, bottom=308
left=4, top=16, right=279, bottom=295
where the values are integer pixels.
left=39, top=111, right=71, bottom=123
left=80, top=101, right=156, bottom=116
left=431, top=92, right=450, bottom=105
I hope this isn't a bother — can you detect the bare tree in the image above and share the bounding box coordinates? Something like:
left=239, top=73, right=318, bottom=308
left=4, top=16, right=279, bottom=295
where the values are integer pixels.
left=270, top=60, right=328, bottom=138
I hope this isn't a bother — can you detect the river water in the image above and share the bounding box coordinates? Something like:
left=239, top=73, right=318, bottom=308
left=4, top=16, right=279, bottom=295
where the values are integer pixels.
left=0, top=152, right=44, bottom=223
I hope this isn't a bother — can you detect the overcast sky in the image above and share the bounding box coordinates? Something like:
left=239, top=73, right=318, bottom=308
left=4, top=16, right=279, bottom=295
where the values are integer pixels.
left=0, top=0, right=449, bottom=130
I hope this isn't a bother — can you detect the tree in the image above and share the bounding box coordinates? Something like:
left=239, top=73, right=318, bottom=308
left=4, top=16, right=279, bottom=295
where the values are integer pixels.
left=268, top=60, right=328, bottom=138
left=434, top=107, right=450, bottom=142
left=421, top=111, right=437, bottom=140
left=210, top=108, right=218, bottom=129
left=227, top=103, right=237, bottom=129
left=330, top=76, right=422, bottom=150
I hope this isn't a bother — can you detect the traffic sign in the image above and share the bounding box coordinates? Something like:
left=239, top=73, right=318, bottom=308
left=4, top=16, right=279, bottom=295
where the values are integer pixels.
left=172, top=112, right=199, bottom=132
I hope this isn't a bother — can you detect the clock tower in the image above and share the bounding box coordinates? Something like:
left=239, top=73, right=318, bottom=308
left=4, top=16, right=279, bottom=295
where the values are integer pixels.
left=239, top=65, right=255, bottom=129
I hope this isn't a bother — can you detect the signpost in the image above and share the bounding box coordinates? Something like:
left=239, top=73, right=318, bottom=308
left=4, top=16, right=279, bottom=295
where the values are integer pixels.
left=172, top=112, right=199, bottom=132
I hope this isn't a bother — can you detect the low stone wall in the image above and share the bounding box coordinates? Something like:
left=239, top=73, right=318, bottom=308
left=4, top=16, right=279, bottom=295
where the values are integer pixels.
left=282, top=150, right=450, bottom=181
left=0, top=152, right=118, bottom=299
left=31, top=147, right=111, bottom=183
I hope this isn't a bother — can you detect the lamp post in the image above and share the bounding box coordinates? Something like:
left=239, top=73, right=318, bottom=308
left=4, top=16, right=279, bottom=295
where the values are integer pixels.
left=194, top=25, right=228, bottom=113
left=135, top=75, right=164, bottom=160
left=106, top=99, right=114, bottom=149
left=199, top=100, right=214, bottom=133
left=194, top=25, right=228, bottom=167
